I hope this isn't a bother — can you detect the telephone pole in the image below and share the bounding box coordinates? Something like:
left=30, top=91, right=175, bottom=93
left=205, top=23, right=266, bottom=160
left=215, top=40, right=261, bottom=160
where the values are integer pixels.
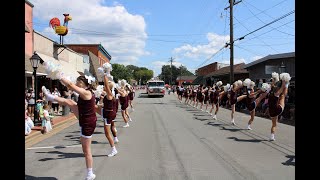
left=225, top=0, right=241, bottom=83
left=169, top=57, right=175, bottom=85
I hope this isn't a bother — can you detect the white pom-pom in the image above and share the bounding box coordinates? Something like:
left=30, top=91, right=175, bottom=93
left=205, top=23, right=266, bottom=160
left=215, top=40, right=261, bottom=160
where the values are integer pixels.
left=216, top=81, right=222, bottom=87
left=272, top=72, right=279, bottom=82
left=247, top=81, right=255, bottom=89
left=243, top=78, right=251, bottom=87
left=102, top=62, right=112, bottom=72
left=280, top=73, right=291, bottom=83
left=120, top=79, right=127, bottom=87
left=224, top=83, right=230, bottom=92
left=97, top=67, right=105, bottom=77
left=261, top=83, right=271, bottom=93
left=236, top=80, right=243, bottom=87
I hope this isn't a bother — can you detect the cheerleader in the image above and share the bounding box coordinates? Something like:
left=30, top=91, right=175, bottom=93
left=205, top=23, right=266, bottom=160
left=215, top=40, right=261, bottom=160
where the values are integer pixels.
left=192, top=87, right=197, bottom=107
left=183, top=86, right=189, bottom=104
left=196, top=85, right=204, bottom=110
left=97, top=65, right=119, bottom=156
left=268, top=72, right=290, bottom=141
left=203, top=86, right=210, bottom=113
left=41, top=73, right=97, bottom=180
left=116, top=80, right=131, bottom=127
left=127, top=85, right=135, bottom=112
left=243, top=79, right=269, bottom=130
left=209, top=81, right=223, bottom=120
left=228, top=80, right=246, bottom=125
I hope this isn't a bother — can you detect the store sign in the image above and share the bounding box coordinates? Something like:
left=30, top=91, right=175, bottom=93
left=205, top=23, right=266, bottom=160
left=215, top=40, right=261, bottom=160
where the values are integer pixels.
left=265, top=65, right=278, bottom=74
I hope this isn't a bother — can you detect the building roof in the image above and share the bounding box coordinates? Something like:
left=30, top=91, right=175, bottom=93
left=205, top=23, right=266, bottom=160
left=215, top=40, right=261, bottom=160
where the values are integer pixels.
left=25, top=0, right=34, bottom=7
left=65, top=43, right=112, bottom=60
left=204, top=63, right=248, bottom=78
left=25, top=24, right=30, bottom=33
left=176, top=75, right=197, bottom=81
left=244, top=52, right=295, bottom=69
left=88, top=50, right=103, bottom=82
left=191, top=76, right=204, bottom=85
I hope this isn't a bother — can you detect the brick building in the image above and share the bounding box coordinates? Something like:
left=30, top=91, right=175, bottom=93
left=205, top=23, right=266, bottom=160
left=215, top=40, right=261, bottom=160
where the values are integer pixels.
left=195, top=62, right=229, bottom=76
left=176, top=75, right=197, bottom=86
left=65, top=44, right=112, bottom=66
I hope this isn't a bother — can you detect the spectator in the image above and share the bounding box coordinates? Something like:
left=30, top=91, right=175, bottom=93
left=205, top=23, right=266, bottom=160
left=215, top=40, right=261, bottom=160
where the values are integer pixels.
left=25, top=110, right=34, bottom=136
left=51, top=88, right=61, bottom=115
left=41, top=104, right=53, bottom=134
left=26, top=88, right=35, bottom=119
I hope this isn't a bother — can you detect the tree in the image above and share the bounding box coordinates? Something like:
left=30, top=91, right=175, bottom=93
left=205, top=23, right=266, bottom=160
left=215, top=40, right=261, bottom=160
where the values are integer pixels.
left=159, top=65, right=194, bottom=84
left=110, top=64, right=132, bottom=83
left=135, top=69, right=153, bottom=85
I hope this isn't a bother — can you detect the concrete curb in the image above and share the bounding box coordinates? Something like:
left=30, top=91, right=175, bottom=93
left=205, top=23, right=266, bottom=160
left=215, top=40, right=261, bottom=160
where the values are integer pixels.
left=25, top=115, right=77, bottom=149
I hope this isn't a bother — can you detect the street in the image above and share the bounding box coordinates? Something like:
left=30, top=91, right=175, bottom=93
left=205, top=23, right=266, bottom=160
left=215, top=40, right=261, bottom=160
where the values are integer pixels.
left=25, top=90, right=295, bottom=180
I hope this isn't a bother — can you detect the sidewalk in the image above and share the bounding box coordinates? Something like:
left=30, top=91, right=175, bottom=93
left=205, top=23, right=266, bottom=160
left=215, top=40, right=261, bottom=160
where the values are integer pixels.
left=25, top=113, right=77, bottom=148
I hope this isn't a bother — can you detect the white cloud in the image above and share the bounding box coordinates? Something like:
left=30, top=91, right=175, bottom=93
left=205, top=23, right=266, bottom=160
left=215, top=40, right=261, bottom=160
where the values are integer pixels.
left=30, top=0, right=148, bottom=65
left=251, top=56, right=263, bottom=61
left=173, top=33, right=229, bottom=60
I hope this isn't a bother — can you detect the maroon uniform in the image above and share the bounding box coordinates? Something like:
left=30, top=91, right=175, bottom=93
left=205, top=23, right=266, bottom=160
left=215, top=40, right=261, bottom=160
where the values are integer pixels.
left=245, top=89, right=256, bottom=111
left=103, top=97, right=117, bottom=124
left=183, top=89, right=189, bottom=98
left=229, top=89, right=237, bottom=105
left=77, top=92, right=97, bottom=136
left=212, top=90, right=220, bottom=104
left=268, top=93, right=283, bottom=117
left=119, top=95, right=129, bottom=110
left=204, top=90, right=209, bottom=104
left=128, top=91, right=134, bottom=101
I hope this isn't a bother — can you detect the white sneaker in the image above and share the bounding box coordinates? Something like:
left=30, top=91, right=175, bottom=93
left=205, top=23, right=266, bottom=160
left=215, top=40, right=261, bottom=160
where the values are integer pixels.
left=85, top=173, right=96, bottom=180
left=270, top=134, right=275, bottom=141
left=247, top=125, right=252, bottom=130
left=114, top=137, right=119, bottom=144
left=210, top=113, right=213, bottom=116
left=129, top=118, right=133, bottom=122
left=206, top=110, right=209, bottom=113
left=107, top=148, right=118, bottom=157
left=201, top=109, right=204, bottom=111
left=132, top=108, right=135, bottom=112
left=231, top=121, right=236, bottom=125
left=213, top=115, right=217, bottom=120
left=123, top=123, right=130, bottom=128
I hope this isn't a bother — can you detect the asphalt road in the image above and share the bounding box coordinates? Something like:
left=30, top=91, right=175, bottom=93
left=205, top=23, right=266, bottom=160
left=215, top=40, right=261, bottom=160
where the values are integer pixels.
left=25, top=90, right=295, bottom=180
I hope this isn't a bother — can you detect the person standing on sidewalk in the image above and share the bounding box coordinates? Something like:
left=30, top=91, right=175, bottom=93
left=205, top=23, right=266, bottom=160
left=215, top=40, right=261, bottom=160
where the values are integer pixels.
left=51, top=88, right=61, bottom=115
left=41, top=72, right=97, bottom=180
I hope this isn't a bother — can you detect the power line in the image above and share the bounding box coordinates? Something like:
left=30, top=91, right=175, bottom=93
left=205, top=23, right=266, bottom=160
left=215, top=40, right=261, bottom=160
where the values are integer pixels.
left=237, top=19, right=295, bottom=44
left=196, top=45, right=226, bottom=69
left=243, top=0, right=294, bottom=30
left=233, top=0, right=290, bottom=27
left=234, top=44, right=264, bottom=57
left=242, top=0, right=294, bottom=36
left=234, top=10, right=295, bottom=42
left=233, top=16, right=279, bottom=53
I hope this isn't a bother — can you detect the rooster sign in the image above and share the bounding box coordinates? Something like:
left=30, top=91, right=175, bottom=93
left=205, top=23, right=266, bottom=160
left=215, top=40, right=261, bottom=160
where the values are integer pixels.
left=49, top=14, right=72, bottom=44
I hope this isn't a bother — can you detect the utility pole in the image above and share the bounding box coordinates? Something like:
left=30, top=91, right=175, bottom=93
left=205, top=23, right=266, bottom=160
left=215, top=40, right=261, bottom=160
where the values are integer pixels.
left=225, top=0, right=242, bottom=83
left=168, top=57, right=175, bottom=85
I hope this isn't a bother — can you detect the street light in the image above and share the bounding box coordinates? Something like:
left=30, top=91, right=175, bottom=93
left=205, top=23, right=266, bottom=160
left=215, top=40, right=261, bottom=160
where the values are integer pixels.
left=279, top=61, right=286, bottom=73
left=30, top=51, right=43, bottom=121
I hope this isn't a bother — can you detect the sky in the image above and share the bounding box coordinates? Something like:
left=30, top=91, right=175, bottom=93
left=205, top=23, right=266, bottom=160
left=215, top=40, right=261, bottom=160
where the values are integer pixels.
left=29, top=0, right=295, bottom=77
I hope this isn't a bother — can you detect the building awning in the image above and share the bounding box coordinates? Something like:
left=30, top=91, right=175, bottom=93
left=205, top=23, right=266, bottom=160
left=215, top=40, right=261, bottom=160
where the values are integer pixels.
left=88, top=50, right=103, bottom=82
left=25, top=54, right=48, bottom=75
left=36, top=52, right=81, bottom=79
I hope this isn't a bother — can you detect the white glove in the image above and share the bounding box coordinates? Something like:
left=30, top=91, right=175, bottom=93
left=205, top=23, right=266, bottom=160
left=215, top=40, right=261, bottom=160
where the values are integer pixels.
left=97, top=67, right=105, bottom=77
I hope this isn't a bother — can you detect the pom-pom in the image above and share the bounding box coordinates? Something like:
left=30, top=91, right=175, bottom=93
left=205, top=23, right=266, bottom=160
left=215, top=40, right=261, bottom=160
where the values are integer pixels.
left=97, top=67, right=105, bottom=77
left=102, top=62, right=112, bottom=72
left=224, top=83, right=230, bottom=92
left=243, top=78, right=251, bottom=87
left=272, top=72, right=279, bottom=82
left=120, top=79, right=127, bottom=87
left=261, top=83, right=271, bottom=93
left=216, top=81, right=222, bottom=87
left=279, top=73, right=291, bottom=83
left=236, top=80, right=243, bottom=87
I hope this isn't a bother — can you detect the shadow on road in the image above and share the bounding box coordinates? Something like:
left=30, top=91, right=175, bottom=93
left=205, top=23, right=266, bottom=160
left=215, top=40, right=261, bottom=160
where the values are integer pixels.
left=282, top=155, right=295, bottom=166
left=193, top=114, right=210, bottom=116
left=227, top=137, right=268, bottom=143
left=36, top=151, right=107, bottom=161
left=220, top=126, right=246, bottom=132
left=205, top=122, right=223, bottom=126
left=194, top=117, right=210, bottom=121
left=25, top=175, right=58, bottom=180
